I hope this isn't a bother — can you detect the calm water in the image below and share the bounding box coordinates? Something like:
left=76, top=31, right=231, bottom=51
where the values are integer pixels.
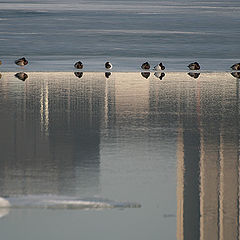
left=1, top=0, right=240, bottom=238
left=0, top=72, right=239, bottom=239
left=0, top=0, right=240, bottom=71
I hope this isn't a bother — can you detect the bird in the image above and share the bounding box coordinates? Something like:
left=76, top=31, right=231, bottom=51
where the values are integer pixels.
left=141, top=72, right=150, bottom=79
left=74, top=72, right=83, bottom=78
left=188, top=72, right=200, bottom=79
left=15, top=57, right=28, bottom=67
left=230, top=63, right=240, bottom=71
left=15, top=72, right=28, bottom=81
left=0, top=60, right=2, bottom=65
left=0, top=73, right=2, bottom=79
left=141, top=62, right=150, bottom=70
left=105, top=62, right=112, bottom=69
left=105, top=72, right=111, bottom=78
left=188, top=62, right=200, bottom=70
left=153, top=63, right=165, bottom=71
left=74, top=61, right=83, bottom=69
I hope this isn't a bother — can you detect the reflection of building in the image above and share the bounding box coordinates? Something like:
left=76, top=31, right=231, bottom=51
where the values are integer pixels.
left=0, top=72, right=239, bottom=234
left=177, top=80, right=202, bottom=240
left=0, top=73, right=105, bottom=196
left=176, top=75, right=239, bottom=240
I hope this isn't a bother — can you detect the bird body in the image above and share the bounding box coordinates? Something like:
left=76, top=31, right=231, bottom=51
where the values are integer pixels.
left=141, top=62, right=150, bottom=70
left=188, top=62, right=200, bottom=70
left=105, top=62, right=112, bottom=69
left=231, top=63, right=240, bottom=71
left=74, top=61, right=83, bottom=69
left=153, top=63, right=165, bottom=71
left=15, top=57, right=28, bottom=67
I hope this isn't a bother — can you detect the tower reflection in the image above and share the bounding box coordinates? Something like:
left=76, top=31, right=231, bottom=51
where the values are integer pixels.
left=0, top=73, right=105, bottom=196
left=176, top=76, right=239, bottom=240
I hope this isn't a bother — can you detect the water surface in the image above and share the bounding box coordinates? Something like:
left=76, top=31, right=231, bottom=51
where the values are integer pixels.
left=0, top=0, right=240, bottom=71
left=0, top=72, right=239, bottom=239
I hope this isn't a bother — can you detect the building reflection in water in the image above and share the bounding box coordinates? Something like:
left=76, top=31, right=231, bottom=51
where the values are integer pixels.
left=0, top=73, right=105, bottom=196
left=176, top=75, right=239, bottom=240
left=0, top=72, right=239, bottom=237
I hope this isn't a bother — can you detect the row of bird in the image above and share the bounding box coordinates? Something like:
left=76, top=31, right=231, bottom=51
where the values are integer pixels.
left=1, top=57, right=240, bottom=71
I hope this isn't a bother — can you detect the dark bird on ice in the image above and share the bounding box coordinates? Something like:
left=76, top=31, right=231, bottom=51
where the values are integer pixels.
left=141, top=62, right=150, bottom=70
left=105, top=62, right=112, bottom=69
left=153, top=62, right=165, bottom=71
left=15, top=57, right=28, bottom=67
left=188, top=62, right=200, bottom=70
left=230, top=63, right=240, bottom=71
left=74, top=61, right=83, bottom=69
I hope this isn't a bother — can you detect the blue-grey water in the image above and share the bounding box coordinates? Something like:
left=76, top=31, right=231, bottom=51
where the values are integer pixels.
left=1, top=0, right=240, bottom=239
left=0, top=0, right=240, bottom=71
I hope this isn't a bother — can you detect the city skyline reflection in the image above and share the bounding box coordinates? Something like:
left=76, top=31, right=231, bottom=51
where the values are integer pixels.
left=0, top=72, right=239, bottom=239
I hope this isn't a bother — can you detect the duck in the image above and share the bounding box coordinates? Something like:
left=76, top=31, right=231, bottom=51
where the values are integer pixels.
left=15, top=57, right=28, bottom=67
left=15, top=72, right=28, bottom=81
left=188, top=62, right=200, bottom=70
left=141, top=62, right=150, bottom=70
left=0, top=60, right=2, bottom=65
left=74, top=61, right=83, bottom=69
left=230, top=63, right=240, bottom=71
left=153, top=63, right=165, bottom=71
left=105, top=62, right=112, bottom=69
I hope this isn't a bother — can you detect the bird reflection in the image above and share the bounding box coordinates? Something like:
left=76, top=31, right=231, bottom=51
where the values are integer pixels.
left=15, top=72, right=28, bottom=81
left=154, top=72, right=165, bottom=80
left=231, top=72, right=240, bottom=79
left=141, top=72, right=150, bottom=79
left=74, top=72, right=83, bottom=79
left=105, top=72, right=111, bottom=79
left=188, top=72, right=200, bottom=79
